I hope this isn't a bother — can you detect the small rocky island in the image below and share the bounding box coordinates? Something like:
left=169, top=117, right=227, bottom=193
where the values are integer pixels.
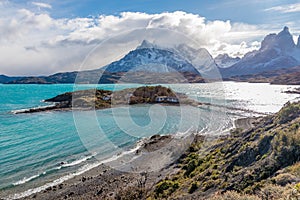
left=16, top=85, right=196, bottom=114
left=284, top=87, right=300, bottom=95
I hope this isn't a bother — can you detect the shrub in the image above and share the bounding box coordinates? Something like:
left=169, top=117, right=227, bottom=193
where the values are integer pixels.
left=276, top=102, right=300, bottom=124
left=154, top=180, right=179, bottom=197
left=184, top=160, right=197, bottom=177
left=188, top=182, right=198, bottom=194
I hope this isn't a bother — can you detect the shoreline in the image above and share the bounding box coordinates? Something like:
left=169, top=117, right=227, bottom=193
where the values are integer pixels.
left=12, top=133, right=192, bottom=200
left=2, top=116, right=260, bottom=200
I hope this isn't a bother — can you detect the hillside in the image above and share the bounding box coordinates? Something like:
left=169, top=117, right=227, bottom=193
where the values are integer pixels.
left=0, top=75, right=21, bottom=83
left=108, top=101, right=300, bottom=200
left=142, top=101, right=300, bottom=199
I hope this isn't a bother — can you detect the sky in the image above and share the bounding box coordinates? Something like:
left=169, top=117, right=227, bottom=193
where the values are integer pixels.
left=1, top=0, right=300, bottom=76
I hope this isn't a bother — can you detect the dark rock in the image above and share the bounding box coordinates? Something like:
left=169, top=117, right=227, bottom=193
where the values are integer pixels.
left=96, top=188, right=103, bottom=195
left=68, top=192, right=74, bottom=196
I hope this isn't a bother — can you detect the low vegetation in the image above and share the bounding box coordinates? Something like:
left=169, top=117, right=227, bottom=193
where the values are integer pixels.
left=116, top=101, right=300, bottom=199
left=41, top=85, right=191, bottom=112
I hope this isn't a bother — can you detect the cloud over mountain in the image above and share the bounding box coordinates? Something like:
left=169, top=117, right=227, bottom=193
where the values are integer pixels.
left=0, top=2, right=293, bottom=76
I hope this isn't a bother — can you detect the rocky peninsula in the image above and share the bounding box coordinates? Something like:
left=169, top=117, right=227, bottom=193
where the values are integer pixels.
left=14, top=85, right=196, bottom=114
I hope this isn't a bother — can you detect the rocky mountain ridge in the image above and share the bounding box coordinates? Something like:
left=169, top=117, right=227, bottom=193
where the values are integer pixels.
left=221, top=27, right=300, bottom=77
left=2, top=27, right=300, bottom=84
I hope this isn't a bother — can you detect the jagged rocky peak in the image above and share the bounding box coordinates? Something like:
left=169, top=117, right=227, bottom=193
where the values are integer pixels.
left=297, top=35, right=300, bottom=48
left=215, top=53, right=231, bottom=60
left=220, top=26, right=300, bottom=77
left=276, top=26, right=296, bottom=50
left=281, top=26, right=289, bottom=33
left=260, top=26, right=295, bottom=51
left=137, top=40, right=158, bottom=49
left=260, top=33, right=277, bottom=51
left=215, top=53, right=241, bottom=68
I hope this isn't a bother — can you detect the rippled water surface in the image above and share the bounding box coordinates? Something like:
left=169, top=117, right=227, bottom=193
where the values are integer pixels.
left=0, top=82, right=299, bottom=199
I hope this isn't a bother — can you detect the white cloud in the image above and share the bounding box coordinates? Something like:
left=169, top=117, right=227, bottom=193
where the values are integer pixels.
left=265, top=3, right=300, bottom=13
left=32, top=2, right=52, bottom=9
left=48, top=11, right=264, bottom=56
left=0, top=7, right=272, bottom=76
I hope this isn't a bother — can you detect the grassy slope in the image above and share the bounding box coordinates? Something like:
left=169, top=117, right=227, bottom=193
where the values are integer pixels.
left=148, top=101, right=300, bottom=199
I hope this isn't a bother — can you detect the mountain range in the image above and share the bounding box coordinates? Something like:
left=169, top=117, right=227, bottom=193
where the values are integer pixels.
left=1, top=26, right=300, bottom=84
left=221, top=26, right=300, bottom=77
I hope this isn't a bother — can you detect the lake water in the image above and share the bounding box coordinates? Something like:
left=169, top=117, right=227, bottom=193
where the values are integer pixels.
left=0, top=82, right=299, bottom=199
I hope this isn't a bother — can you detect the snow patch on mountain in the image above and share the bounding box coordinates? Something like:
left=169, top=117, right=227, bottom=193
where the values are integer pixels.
left=103, top=40, right=218, bottom=77
left=297, top=35, right=300, bottom=48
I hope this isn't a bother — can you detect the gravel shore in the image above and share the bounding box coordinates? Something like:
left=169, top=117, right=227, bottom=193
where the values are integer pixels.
left=20, top=134, right=194, bottom=200
left=17, top=117, right=261, bottom=200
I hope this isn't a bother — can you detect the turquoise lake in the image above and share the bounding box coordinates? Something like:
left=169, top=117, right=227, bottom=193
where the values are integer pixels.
left=0, top=83, right=299, bottom=199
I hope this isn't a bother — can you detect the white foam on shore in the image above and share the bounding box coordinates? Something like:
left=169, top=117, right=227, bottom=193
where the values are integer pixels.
left=12, top=174, right=40, bottom=186
left=10, top=153, right=97, bottom=189
left=5, top=142, right=144, bottom=200
left=61, top=153, right=96, bottom=168
left=10, top=108, right=31, bottom=114
left=7, top=128, right=203, bottom=200
left=6, top=121, right=237, bottom=199
left=10, top=105, right=56, bottom=114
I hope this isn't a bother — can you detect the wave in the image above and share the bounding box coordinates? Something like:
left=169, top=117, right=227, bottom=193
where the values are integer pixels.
left=11, top=153, right=97, bottom=187
left=61, top=153, right=96, bottom=168
left=6, top=146, right=141, bottom=200
left=12, top=174, right=40, bottom=186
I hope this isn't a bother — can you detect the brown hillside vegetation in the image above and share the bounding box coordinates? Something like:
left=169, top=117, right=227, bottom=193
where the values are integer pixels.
left=115, top=101, right=300, bottom=200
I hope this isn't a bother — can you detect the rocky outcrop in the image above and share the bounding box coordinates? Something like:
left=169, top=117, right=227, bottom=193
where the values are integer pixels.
left=275, top=26, right=296, bottom=51
left=214, top=54, right=240, bottom=68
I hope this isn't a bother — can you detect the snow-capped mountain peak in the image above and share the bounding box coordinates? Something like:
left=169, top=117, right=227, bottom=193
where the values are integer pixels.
left=103, top=40, right=218, bottom=76
left=104, top=41, right=198, bottom=73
